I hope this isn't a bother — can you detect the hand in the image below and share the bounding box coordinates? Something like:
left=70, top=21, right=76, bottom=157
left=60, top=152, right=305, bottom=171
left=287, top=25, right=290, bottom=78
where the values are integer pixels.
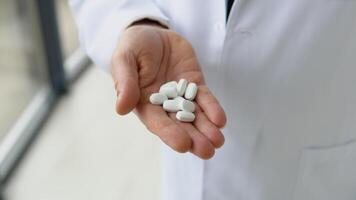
left=111, top=23, right=226, bottom=159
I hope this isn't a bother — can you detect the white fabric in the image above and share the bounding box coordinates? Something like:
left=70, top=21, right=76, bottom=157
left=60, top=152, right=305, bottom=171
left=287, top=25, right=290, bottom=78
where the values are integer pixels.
left=69, top=0, right=169, bottom=69
left=69, top=0, right=356, bottom=200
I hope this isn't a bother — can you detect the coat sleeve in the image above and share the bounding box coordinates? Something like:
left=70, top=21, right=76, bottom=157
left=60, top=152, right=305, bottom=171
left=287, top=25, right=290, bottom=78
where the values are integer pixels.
left=69, top=0, right=170, bottom=70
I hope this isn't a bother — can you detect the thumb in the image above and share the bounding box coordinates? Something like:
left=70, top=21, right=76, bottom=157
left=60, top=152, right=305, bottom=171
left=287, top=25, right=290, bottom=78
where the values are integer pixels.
left=111, top=52, right=140, bottom=115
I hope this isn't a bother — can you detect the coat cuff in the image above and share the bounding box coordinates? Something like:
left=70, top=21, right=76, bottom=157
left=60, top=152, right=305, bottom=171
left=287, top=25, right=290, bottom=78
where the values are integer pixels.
left=84, top=3, right=169, bottom=70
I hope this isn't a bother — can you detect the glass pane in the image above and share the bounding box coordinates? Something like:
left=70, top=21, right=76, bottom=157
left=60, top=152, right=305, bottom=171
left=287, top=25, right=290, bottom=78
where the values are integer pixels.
left=0, top=0, right=48, bottom=137
left=56, top=0, right=80, bottom=58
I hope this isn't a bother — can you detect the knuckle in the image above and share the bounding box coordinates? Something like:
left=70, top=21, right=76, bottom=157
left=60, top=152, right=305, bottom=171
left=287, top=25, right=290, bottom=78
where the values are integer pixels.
left=209, top=131, right=225, bottom=148
left=195, top=138, right=215, bottom=159
left=171, top=140, right=191, bottom=153
left=201, top=151, right=215, bottom=160
left=199, top=146, right=215, bottom=160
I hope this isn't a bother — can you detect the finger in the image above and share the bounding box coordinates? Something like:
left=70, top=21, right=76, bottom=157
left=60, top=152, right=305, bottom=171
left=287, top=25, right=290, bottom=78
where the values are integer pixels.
left=135, top=104, right=192, bottom=153
left=195, top=85, right=227, bottom=128
left=194, top=106, right=225, bottom=148
left=168, top=113, right=215, bottom=160
left=111, top=51, right=140, bottom=115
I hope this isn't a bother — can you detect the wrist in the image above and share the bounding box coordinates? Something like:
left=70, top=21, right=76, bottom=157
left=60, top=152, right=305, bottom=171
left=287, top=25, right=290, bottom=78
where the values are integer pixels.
left=128, top=18, right=169, bottom=29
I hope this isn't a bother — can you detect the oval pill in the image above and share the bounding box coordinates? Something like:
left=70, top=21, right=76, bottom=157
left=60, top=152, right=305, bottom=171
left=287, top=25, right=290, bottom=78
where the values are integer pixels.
left=184, top=82, right=198, bottom=100
left=177, top=79, right=188, bottom=96
left=176, top=111, right=195, bottom=122
left=163, top=100, right=180, bottom=112
left=160, top=81, right=177, bottom=89
left=174, top=96, right=185, bottom=104
left=159, top=86, right=178, bottom=98
left=179, top=99, right=195, bottom=112
left=149, top=93, right=168, bottom=105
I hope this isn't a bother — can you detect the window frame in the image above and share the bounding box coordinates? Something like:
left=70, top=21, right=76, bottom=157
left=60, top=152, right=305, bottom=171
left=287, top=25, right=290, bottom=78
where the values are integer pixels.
left=0, top=0, right=90, bottom=188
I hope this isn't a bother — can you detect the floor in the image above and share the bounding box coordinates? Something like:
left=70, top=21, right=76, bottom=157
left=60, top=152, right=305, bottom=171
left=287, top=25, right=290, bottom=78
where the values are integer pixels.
left=3, top=66, right=162, bottom=200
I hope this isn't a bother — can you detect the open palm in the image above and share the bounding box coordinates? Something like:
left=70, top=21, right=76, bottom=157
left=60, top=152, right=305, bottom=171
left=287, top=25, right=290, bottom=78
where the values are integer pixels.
left=111, top=25, right=226, bottom=159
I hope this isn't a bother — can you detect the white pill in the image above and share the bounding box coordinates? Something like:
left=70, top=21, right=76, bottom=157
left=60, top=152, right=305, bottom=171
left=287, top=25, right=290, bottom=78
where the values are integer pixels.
left=163, top=100, right=180, bottom=112
left=149, top=93, right=168, bottom=105
left=174, top=96, right=185, bottom=104
left=159, top=86, right=178, bottom=98
left=160, top=81, right=177, bottom=89
left=176, top=111, right=195, bottom=122
left=184, top=83, right=198, bottom=100
left=177, top=79, right=188, bottom=96
left=179, top=99, right=195, bottom=112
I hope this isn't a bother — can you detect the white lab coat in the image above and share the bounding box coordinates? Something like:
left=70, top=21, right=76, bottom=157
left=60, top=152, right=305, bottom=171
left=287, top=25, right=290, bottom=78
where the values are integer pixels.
left=69, top=1, right=356, bottom=199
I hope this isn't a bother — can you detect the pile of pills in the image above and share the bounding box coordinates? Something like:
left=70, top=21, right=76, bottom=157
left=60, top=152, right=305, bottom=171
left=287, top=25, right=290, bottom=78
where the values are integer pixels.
left=149, top=79, right=198, bottom=122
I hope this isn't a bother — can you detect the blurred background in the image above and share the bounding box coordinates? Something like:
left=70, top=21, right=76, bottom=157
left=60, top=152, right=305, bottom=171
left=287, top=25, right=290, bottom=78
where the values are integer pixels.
left=0, top=0, right=160, bottom=199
